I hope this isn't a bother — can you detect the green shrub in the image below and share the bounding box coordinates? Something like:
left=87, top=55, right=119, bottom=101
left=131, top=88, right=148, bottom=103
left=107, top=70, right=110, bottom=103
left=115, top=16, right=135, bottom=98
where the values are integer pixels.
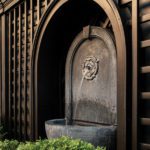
left=0, top=136, right=106, bottom=150
left=0, top=140, right=19, bottom=150
left=0, top=125, right=7, bottom=140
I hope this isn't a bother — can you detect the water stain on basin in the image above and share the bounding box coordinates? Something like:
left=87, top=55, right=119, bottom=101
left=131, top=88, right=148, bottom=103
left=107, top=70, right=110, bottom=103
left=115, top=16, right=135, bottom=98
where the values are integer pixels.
left=45, top=119, right=116, bottom=148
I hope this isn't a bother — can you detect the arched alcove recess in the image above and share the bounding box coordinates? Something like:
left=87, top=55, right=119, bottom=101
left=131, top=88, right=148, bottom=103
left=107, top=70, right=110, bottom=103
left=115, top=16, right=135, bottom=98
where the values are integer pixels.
left=31, top=0, right=127, bottom=149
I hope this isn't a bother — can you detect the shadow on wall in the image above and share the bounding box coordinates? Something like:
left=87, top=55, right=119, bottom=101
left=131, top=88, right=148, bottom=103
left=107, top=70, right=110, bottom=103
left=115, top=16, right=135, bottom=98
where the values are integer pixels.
left=37, top=0, right=106, bottom=137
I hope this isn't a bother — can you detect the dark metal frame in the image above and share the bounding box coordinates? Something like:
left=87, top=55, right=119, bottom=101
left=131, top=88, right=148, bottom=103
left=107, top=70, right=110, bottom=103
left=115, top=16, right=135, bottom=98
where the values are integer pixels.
left=132, top=0, right=139, bottom=149
left=0, top=0, right=54, bottom=140
left=131, top=0, right=150, bottom=149
left=1, top=14, right=6, bottom=126
left=0, top=14, right=2, bottom=125
left=1, top=0, right=143, bottom=149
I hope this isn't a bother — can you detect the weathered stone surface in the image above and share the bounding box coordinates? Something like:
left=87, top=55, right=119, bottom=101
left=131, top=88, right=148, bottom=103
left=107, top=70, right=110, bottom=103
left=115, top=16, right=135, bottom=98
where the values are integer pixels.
left=45, top=119, right=116, bottom=150
left=65, top=27, right=117, bottom=125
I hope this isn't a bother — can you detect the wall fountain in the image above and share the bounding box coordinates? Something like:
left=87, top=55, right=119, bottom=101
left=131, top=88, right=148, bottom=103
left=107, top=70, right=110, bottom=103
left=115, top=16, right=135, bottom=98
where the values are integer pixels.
left=45, top=26, right=117, bottom=150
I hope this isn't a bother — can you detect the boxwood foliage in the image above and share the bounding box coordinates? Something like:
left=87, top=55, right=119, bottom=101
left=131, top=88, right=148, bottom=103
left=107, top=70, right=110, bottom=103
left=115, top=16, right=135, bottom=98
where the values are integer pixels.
left=0, top=136, right=105, bottom=150
left=0, top=125, right=7, bottom=140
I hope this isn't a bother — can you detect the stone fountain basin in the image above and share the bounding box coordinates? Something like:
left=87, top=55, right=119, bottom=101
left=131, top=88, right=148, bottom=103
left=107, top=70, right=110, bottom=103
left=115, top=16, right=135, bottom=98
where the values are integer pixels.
left=45, top=119, right=116, bottom=149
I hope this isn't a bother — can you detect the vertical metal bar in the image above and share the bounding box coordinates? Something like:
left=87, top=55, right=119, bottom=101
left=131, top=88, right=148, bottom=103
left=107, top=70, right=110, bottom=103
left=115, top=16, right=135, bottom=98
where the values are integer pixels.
left=37, top=0, right=40, bottom=22
left=19, top=5, right=22, bottom=139
left=45, top=0, right=48, bottom=7
left=24, top=1, right=27, bottom=139
left=35, top=0, right=40, bottom=140
left=30, top=0, right=34, bottom=140
left=132, top=0, right=139, bottom=149
left=30, top=0, right=33, bottom=50
left=8, top=12, right=12, bottom=136
left=13, top=8, right=17, bottom=138
left=2, top=14, right=6, bottom=126
left=0, top=17, right=1, bottom=123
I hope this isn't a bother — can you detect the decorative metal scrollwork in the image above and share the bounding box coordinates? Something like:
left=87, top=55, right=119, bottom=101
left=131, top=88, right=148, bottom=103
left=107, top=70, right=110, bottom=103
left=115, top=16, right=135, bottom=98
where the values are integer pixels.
left=82, top=56, right=99, bottom=80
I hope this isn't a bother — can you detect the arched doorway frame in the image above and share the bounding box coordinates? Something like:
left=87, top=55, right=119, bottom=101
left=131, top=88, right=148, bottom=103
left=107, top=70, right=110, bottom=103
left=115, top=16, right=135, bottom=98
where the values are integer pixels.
left=31, top=0, right=127, bottom=149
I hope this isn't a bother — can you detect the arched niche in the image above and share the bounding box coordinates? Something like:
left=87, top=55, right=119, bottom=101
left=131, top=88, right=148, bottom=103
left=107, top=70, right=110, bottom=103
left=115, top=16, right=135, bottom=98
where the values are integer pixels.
left=31, top=0, right=127, bottom=149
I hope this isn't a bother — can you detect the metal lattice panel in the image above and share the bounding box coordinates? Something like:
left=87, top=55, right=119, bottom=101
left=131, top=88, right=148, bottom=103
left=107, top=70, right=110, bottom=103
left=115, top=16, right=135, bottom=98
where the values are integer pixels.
left=6, top=0, right=51, bottom=140
left=0, top=0, right=149, bottom=148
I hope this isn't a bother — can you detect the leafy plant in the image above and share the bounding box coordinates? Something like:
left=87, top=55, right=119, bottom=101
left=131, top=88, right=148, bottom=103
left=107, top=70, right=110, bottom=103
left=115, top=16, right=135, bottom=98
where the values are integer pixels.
left=0, top=125, right=7, bottom=140
left=0, top=136, right=106, bottom=150
left=0, top=140, right=19, bottom=150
